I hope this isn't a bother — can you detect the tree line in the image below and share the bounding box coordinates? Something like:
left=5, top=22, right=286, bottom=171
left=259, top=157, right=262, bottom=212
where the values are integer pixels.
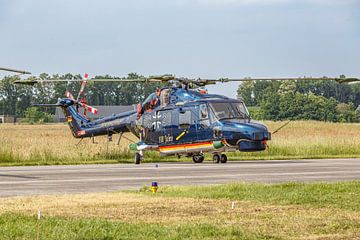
left=1, top=73, right=359, bottom=122
left=237, top=80, right=360, bottom=122
left=0, top=73, right=160, bottom=117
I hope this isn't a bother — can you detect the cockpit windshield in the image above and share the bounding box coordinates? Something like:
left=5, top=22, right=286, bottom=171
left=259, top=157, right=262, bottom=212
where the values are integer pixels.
left=209, top=102, right=250, bottom=120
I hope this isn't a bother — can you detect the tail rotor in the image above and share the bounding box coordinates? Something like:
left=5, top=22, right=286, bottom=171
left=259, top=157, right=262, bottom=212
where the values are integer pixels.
left=65, top=73, right=98, bottom=118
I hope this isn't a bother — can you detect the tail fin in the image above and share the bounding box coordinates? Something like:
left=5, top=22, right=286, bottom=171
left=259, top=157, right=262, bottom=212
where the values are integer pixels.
left=34, top=98, right=89, bottom=138
left=62, top=105, right=90, bottom=138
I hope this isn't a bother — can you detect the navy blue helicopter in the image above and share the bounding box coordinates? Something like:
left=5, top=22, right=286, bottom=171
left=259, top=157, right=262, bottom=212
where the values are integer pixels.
left=3, top=67, right=359, bottom=164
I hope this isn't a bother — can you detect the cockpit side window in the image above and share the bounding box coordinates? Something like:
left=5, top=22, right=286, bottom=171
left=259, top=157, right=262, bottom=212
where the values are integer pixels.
left=209, top=101, right=250, bottom=120
left=200, top=104, right=208, bottom=119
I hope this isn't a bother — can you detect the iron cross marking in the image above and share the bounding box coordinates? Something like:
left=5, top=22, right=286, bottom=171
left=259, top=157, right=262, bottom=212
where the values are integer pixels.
left=152, top=111, right=162, bottom=129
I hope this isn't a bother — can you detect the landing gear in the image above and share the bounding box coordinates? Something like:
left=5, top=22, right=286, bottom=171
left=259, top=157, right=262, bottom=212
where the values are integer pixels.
left=213, top=154, right=220, bottom=163
left=135, top=152, right=142, bottom=164
left=220, top=154, right=228, bottom=163
left=213, top=153, right=227, bottom=163
left=192, top=154, right=204, bottom=163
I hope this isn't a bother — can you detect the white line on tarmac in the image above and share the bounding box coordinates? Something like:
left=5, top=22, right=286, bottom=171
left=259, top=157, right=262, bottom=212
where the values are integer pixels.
left=1, top=170, right=360, bottom=185
left=1, top=159, right=358, bottom=174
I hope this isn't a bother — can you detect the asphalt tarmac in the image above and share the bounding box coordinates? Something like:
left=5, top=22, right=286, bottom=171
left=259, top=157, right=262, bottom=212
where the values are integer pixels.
left=0, top=158, right=359, bottom=197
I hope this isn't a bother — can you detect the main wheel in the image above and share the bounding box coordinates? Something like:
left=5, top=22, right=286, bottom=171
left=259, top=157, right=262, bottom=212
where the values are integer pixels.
left=192, top=154, right=204, bottom=163
left=213, top=154, right=220, bottom=163
left=220, top=154, right=227, bottom=163
left=135, top=153, right=141, bottom=164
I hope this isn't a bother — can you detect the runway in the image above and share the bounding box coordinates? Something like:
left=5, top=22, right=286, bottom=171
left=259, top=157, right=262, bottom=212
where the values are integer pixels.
left=0, top=158, right=360, bottom=197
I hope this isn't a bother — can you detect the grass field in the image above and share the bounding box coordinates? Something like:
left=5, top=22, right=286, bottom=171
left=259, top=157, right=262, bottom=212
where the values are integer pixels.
left=1, top=121, right=360, bottom=166
left=1, top=181, right=360, bottom=239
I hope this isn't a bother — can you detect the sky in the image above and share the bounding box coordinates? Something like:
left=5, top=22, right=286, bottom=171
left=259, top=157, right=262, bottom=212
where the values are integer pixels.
left=0, top=0, right=359, bottom=98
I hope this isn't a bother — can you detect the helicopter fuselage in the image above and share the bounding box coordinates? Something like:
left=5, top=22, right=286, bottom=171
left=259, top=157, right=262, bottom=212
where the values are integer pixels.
left=62, top=87, right=271, bottom=159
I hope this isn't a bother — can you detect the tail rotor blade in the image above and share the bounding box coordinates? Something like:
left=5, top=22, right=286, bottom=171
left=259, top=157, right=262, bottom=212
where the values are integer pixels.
left=78, top=102, right=98, bottom=115
left=82, top=97, right=87, bottom=117
left=86, top=105, right=98, bottom=115
left=65, top=90, right=75, bottom=100
left=76, top=73, right=88, bottom=101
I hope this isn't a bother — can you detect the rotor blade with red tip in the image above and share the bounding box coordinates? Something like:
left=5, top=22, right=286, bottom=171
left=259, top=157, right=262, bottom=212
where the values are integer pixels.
left=79, top=98, right=87, bottom=117
left=78, top=102, right=98, bottom=115
left=76, top=73, right=88, bottom=101
left=65, top=90, right=75, bottom=100
left=87, top=105, right=98, bottom=114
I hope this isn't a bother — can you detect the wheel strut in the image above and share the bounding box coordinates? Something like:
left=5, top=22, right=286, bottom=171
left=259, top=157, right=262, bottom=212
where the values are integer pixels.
left=135, top=152, right=143, bottom=164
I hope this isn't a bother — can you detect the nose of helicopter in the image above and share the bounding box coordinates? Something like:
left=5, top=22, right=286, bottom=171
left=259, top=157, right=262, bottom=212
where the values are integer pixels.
left=219, top=120, right=271, bottom=152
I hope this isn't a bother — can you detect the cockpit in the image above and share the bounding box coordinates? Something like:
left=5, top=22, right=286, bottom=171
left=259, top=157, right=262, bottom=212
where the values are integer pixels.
left=209, top=101, right=250, bottom=120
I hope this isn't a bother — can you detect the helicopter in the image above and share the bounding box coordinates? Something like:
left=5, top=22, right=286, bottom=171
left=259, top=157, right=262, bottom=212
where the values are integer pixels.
left=2, top=67, right=359, bottom=164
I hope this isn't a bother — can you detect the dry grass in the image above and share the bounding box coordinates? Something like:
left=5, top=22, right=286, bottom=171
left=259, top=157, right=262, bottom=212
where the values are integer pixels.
left=265, top=121, right=360, bottom=152
left=1, top=121, right=360, bottom=165
left=0, top=191, right=360, bottom=239
left=233, top=120, right=360, bottom=159
left=0, top=123, right=138, bottom=164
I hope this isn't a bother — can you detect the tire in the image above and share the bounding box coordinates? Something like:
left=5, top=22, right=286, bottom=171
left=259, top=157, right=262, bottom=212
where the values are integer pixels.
left=213, top=154, right=220, bottom=163
left=135, top=153, right=141, bottom=164
left=220, top=154, right=227, bottom=163
left=193, top=154, right=204, bottom=163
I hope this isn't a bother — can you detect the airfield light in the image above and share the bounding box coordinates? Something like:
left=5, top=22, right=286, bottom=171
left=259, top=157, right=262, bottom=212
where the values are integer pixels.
left=151, top=181, right=158, bottom=193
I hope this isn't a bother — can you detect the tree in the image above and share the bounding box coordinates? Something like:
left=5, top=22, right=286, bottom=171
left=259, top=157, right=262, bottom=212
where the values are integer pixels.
left=237, top=79, right=360, bottom=122
left=237, top=81, right=255, bottom=106
left=22, top=107, right=53, bottom=124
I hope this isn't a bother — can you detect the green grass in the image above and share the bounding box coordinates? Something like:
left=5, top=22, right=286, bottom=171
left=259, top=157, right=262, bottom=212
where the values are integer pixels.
left=138, top=181, right=360, bottom=211
left=0, top=214, right=274, bottom=240
left=2, top=181, right=360, bottom=239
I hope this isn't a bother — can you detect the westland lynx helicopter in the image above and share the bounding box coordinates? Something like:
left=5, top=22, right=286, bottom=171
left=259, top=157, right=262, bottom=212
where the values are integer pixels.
left=2, top=67, right=359, bottom=164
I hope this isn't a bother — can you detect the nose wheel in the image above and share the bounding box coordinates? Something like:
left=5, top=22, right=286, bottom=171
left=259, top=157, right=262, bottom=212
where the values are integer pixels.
left=213, top=153, right=227, bottom=163
left=192, top=154, right=204, bottom=163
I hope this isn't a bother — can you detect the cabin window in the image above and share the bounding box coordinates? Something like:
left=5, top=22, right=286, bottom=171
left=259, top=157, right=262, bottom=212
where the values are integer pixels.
left=160, top=110, right=172, bottom=127
left=179, top=110, right=191, bottom=129
left=199, top=104, right=210, bottom=128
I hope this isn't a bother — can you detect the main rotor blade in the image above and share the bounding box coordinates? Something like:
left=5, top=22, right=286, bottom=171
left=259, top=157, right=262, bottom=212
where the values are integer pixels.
left=13, top=78, right=163, bottom=85
left=0, top=67, right=31, bottom=75
left=12, top=75, right=360, bottom=86
left=214, top=77, right=360, bottom=83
